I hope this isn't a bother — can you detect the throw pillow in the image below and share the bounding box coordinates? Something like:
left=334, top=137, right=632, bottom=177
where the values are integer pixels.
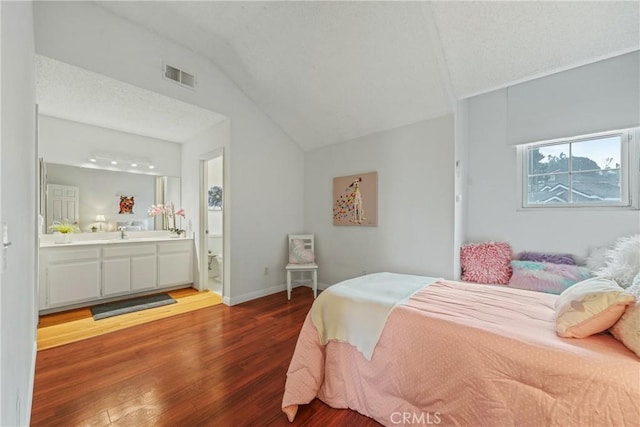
left=460, top=241, right=512, bottom=285
left=585, top=245, right=610, bottom=271
left=610, top=277, right=640, bottom=357
left=595, top=234, right=640, bottom=288
left=509, top=261, right=591, bottom=294
left=517, top=251, right=576, bottom=265
left=289, top=239, right=315, bottom=264
left=555, top=277, right=635, bottom=338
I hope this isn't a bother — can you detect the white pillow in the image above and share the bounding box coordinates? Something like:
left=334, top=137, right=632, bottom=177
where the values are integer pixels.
left=595, top=234, right=640, bottom=288
left=289, top=239, right=315, bottom=264
left=555, top=277, right=635, bottom=338
left=585, top=245, right=610, bottom=271
left=610, top=275, right=640, bottom=357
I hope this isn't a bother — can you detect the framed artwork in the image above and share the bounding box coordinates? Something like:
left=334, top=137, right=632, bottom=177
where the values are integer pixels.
left=118, top=196, right=135, bottom=214
left=208, top=186, right=223, bottom=210
left=333, top=171, right=378, bottom=226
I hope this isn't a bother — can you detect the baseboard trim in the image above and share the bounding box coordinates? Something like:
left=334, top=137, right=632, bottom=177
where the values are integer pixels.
left=228, top=284, right=286, bottom=306
left=228, top=283, right=329, bottom=306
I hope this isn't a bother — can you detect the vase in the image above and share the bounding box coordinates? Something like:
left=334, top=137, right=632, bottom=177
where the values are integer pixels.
left=54, top=233, right=71, bottom=244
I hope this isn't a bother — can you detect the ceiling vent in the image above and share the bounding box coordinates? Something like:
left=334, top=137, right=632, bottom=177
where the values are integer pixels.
left=164, top=64, right=196, bottom=89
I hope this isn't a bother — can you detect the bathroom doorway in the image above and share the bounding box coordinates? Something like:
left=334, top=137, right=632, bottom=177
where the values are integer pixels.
left=202, top=151, right=224, bottom=296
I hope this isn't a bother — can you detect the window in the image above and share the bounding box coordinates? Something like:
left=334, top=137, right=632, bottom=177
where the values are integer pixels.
left=521, top=128, right=638, bottom=208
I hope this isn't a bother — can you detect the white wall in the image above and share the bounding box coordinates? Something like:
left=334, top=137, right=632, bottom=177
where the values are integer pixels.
left=0, top=2, right=37, bottom=425
left=39, top=115, right=181, bottom=177
left=465, top=89, right=640, bottom=258
left=182, top=120, right=229, bottom=294
left=46, top=164, right=155, bottom=232
left=305, top=116, right=455, bottom=286
left=34, top=2, right=305, bottom=303
left=453, top=100, right=468, bottom=280
left=208, top=156, right=223, bottom=188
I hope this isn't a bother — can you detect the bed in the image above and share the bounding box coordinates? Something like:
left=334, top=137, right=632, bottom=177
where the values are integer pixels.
left=282, top=273, right=640, bottom=426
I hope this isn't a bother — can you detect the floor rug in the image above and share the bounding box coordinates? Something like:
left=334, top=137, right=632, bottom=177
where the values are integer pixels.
left=91, top=293, right=177, bottom=320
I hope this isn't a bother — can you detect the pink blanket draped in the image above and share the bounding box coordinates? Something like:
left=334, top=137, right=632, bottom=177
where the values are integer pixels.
left=282, top=280, right=640, bottom=426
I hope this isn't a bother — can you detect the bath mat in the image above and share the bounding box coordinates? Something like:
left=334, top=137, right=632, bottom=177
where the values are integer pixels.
left=91, top=293, right=176, bottom=320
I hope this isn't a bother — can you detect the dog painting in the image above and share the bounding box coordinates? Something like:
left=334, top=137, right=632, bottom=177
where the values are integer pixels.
left=118, top=196, right=135, bottom=214
left=333, top=172, right=377, bottom=226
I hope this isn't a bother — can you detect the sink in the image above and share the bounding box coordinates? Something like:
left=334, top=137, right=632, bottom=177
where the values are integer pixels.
left=42, top=234, right=181, bottom=248
left=118, top=237, right=162, bottom=242
left=68, top=239, right=112, bottom=245
left=68, top=238, right=160, bottom=245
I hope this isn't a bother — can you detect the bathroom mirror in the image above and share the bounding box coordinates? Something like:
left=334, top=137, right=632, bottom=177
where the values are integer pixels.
left=42, top=162, right=180, bottom=233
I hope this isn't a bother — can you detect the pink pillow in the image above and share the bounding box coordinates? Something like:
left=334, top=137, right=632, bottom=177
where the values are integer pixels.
left=461, top=241, right=513, bottom=284
left=289, top=239, right=315, bottom=264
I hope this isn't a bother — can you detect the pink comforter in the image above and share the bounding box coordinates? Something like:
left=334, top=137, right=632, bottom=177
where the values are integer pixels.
left=283, top=280, right=640, bottom=426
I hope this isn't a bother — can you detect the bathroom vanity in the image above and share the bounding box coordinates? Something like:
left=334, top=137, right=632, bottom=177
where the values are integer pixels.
left=39, top=234, right=194, bottom=313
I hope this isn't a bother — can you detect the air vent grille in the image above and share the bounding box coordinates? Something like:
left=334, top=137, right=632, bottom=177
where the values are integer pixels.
left=164, top=64, right=196, bottom=89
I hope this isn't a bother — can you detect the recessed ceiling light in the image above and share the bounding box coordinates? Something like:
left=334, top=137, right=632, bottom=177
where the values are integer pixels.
left=89, top=158, right=96, bottom=162
left=131, top=163, right=137, bottom=167
left=111, top=160, right=118, bottom=165
left=148, top=165, right=155, bottom=169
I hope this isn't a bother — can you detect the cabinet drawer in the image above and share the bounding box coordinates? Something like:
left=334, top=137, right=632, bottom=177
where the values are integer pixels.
left=103, top=244, right=157, bottom=258
left=46, top=247, right=100, bottom=263
left=158, top=240, right=192, bottom=253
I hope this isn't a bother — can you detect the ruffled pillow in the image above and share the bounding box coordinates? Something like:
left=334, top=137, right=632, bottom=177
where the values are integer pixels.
left=289, top=239, right=315, bottom=264
left=460, top=241, right=512, bottom=284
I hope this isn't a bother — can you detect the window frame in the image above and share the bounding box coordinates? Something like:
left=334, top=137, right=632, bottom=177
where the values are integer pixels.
left=518, top=128, right=639, bottom=210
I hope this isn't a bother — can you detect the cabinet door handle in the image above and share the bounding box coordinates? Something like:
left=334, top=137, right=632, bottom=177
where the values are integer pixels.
left=3, top=242, right=12, bottom=248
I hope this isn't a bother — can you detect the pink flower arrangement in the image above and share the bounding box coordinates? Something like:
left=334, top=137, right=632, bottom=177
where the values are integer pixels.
left=147, top=202, right=185, bottom=235
left=147, top=204, right=167, bottom=216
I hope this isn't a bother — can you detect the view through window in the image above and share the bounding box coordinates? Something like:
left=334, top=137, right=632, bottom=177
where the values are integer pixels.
left=524, top=131, right=630, bottom=206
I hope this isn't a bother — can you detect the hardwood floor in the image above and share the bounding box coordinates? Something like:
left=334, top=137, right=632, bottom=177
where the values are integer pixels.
left=31, top=287, right=380, bottom=426
left=37, top=288, right=223, bottom=350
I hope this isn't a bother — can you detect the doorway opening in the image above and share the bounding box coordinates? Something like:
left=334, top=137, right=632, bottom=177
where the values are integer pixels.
left=201, top=151, right=224, bottom=297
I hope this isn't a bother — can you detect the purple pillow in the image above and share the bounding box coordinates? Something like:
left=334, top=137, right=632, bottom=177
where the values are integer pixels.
left=517, top=251, right=575, bottom=265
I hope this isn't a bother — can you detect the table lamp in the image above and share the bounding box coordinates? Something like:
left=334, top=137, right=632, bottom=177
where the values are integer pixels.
left=95, top=214, right=106, bottom=231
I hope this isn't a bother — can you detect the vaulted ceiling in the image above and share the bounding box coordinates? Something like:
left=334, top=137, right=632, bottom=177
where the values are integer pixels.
left=54, top=1, right=640, bottom=150
left=36, top=55, right=227, bottom=143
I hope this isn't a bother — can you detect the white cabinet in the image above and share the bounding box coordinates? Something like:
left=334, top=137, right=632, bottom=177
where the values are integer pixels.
left=39, top=238, right=193, bottom=312
left=40, top=247, right=101, bottom=309
left=131, top=255, right=158, bottom=291
left=157, top=240, right=193, bottom=288
left=102, top=244, right=157, bottom=296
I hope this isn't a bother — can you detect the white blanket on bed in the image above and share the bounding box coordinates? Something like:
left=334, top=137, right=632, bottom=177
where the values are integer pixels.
left=310, top=272, right=439, bottom=360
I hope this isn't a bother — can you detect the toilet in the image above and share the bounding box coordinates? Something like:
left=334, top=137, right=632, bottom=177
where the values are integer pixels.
left=208, top=235, right=223, bottom=280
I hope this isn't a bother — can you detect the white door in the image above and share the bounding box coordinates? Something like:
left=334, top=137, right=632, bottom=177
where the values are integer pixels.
left=46, top=184, right=79, bottom=229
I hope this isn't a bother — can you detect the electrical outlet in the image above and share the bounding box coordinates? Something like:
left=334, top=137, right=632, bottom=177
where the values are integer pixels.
left=264, top=267, right=269, bottom=275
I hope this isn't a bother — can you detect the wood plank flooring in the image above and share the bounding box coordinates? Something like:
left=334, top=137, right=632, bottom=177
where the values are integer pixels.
left=37, top=288, right=223, bottom=350
left=31, top=287, right=380, bottom=426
